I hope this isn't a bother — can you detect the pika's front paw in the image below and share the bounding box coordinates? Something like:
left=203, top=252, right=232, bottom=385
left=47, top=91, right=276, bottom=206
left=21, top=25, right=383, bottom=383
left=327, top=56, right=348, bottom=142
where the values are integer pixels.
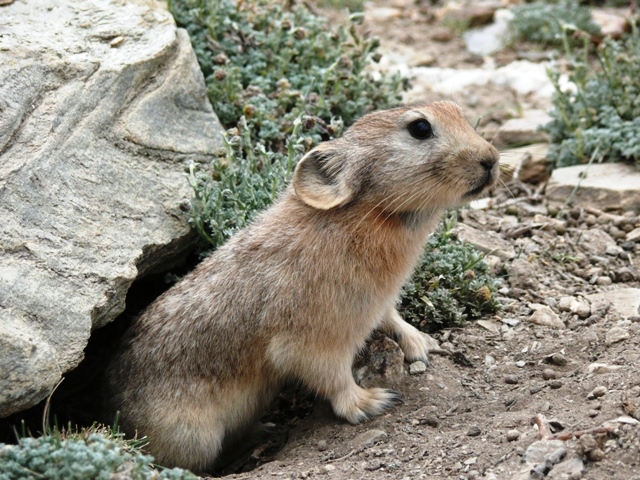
left=396, top=324, right=435, bottom=364
left=332, top=386, right=402, bottom=424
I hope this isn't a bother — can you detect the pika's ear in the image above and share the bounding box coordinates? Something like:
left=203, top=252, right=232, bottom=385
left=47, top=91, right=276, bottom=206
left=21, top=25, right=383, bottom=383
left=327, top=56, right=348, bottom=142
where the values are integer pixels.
left=292, top=144, right=353, bottom=210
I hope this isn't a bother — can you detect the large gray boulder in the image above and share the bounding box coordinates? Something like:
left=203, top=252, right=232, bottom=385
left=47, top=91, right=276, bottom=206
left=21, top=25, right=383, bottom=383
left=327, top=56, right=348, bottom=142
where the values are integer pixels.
left=0, top=0, right=223, bottom=417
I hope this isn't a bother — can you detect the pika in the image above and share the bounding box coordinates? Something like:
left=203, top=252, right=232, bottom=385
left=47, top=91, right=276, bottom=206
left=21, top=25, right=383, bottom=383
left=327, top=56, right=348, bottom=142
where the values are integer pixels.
left=103, top=101, right=499, bottom=471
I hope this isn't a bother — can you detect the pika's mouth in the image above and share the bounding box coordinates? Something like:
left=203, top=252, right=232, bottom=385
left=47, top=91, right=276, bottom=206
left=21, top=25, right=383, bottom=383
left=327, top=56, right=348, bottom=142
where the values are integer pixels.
left=464, top=170, right=495, bottom=198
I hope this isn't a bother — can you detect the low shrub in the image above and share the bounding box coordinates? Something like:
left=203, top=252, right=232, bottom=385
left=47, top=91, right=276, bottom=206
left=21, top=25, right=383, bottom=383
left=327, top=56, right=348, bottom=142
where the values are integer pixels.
left=0, top=428, right=196, bottom=480
left=510, top=0, right=600, bottom=47
left=543, top=26, right=640, bottom=169
left=400, top=213, right=502, bottom=331
left=170, top=0, right=406, bottom=247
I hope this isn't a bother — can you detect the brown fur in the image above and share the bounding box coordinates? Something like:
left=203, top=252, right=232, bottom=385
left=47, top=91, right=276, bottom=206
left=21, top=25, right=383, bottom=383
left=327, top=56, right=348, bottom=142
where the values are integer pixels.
left=103, top=101, right=499, bottom=471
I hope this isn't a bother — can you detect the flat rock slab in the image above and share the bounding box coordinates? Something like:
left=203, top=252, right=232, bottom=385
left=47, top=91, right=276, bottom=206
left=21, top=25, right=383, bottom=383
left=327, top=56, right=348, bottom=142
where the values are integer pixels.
left=0, top=0, right=223, bottom=416
left=494, top=110, right=551, bottom=148
left=455, top=223, right=516, bottom=261
left=546, top=163, right=640, bottom=211
left=587, top=288, right=640, bottom=321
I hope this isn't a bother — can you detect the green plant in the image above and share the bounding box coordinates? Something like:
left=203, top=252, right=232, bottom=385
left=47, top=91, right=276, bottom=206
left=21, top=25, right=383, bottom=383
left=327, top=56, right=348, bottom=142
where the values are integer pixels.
left=399, top=213, right=502, bottom=332
left=170, top=0, right=406, bottom=249
left=543, top=25, right=640, bottom=169
left=0, top=426, right=197, bottom=480
left=510, top=0, right=600, bottom=47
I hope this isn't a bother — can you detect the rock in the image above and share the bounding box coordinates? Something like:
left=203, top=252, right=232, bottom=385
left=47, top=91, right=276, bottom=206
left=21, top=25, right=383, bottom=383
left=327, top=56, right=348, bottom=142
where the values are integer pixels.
left=626, top=227, right=640, bottom=243
left=549, top=380, right=563, bottom=389
left=351, top=429, right=387, bottom=448
left=605, top=327, right=630, bottom=345
left=588, top=386, right=607, bottom=399
left=499, top=143, right=550, bottom=184
left=317, top=440, right=328, bottom=452
left=547, top=457, right=584, bottom=480
left=577, top=229, right=617, bottom=256
left=588, top=363, right=623, bottom=374
left=506, top=430, right=521, bottom=442
left=455, top=223, right=516, bottom=261
left=507, top=259, right=538, bottom=289
left=505, top=375, right=519, bottom=385
left=0, top=0, right=223, bottom=416
left=467, top=425, right=482, bottom=437
left=542, top=369, right=557, bottom=380
left=409, top=361, right=427, bottom=375
left=587, top=288, right=640, bottom=321
left=570, top=298, right=591, bottom=319
left=516, top=360, right=526, bottom=368
left=523, top=439, right=565, bottom=464
left=354, top=332, right=405, bottom=383
left=437, top=3, right=498, bottom=28
left=494, top=110, right=552, bottom=148
left=527, top=305, right=565, bottom=329
left=320, top=464, right=336, bottom=474
left=591, top=9, right=630, bottom=39
left=546, top=163, right=640, bottom=212
left=463, top=9, right=514, bottom=57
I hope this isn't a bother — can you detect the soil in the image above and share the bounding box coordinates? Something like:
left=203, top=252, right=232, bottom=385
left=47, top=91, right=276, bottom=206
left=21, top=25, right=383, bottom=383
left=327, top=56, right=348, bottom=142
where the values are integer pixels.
left=211, top=2, right=640, bottom=479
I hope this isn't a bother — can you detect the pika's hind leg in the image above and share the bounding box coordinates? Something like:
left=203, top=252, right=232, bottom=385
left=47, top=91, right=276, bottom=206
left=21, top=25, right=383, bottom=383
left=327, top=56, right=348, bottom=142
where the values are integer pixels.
left=379, top=308, right=431, bottom=364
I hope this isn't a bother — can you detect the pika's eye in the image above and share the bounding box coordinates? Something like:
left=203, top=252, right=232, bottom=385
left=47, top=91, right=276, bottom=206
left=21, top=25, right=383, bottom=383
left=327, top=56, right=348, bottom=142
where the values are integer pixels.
left=407, top=119, right=434, bottom=140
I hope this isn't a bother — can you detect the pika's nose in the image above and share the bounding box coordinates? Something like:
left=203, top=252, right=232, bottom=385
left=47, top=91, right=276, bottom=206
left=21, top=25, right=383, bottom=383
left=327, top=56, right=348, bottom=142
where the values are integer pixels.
left=480, top=158, right=495, bottom=171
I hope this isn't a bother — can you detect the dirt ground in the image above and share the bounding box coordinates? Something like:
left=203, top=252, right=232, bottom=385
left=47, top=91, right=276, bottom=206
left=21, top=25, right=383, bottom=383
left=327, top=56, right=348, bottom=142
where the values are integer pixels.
left=212, top=2, right=640, bottom=479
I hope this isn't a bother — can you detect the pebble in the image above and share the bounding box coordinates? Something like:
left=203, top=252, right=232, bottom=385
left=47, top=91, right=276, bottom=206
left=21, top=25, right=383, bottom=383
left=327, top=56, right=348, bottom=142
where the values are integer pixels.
left=588, top=448, right=605, bottom=462
left=596, top=276, right=613, bottom=286
left=549, top=380, right=563, bottom=389
left=542, top=368, right=557, bottom=380
left=409, top=361, right=427, bottom=375
left=606, top=327, right=630, bottom=345
left=467, top=425, right=482, bottom=437
left=506, top=429, right=521, bottom=441
left=352, top=429, right=387, bottom=448
left=504, top=375, right=519, bottom=384
left=317, top=440, right=328, bottom=452
left=527, top=304, right=565, bottom=329
left=320, top=465, right=336, bottom=474
left=530, top=385, right=543, bottom=394
left=549, top=353, right=568, bottom=366
left=588, top=409, right=600, bottom=417
left=516, top=360, right=526, bottom=368
left=588, top=386, right=607, bottom=399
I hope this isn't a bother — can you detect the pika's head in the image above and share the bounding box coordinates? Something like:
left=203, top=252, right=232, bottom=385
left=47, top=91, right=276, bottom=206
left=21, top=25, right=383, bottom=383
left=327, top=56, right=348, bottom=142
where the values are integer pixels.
left=293, top=101, right=499, bottom=215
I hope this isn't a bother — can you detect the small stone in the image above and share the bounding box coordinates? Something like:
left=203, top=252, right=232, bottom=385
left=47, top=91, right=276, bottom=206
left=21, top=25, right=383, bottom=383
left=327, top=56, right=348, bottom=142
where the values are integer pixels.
left=549, top=380, right=563, bottom=389
left=516, top=360, right=526, bottom=368
left=505, top=375, right=519, bottom=385
left=596, top=276, right=612, bottom=286
left=320, top=465, right=336, bottom=474
left=558, top=296, right=574, bottom=312
left=588, top=363, right=623, bottom=374
left=409, top=361, right=427, bottom=375
left=542, top=368, right=557, bottom=380
left=506, top=429, right=521, bottom=442
left=467, top=425, right=482, bottom=437
left=588, top=448, right=605, bottom=462
left=606, top=327, right=630, bottom=345
left=352, top=429, right=387, bottom=448
left=527, top=304, right=565, bottom=329
left=588, top=409, right=599, bottom=417
left=317, top=440, right=328, bottom=452
left=549, top=353, right=568, bottom=366
left=530, top=385, right=544, bottom=394
left=588, top=386, right=607, bottom=399
left=570, top=298, right=591, bottom=319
